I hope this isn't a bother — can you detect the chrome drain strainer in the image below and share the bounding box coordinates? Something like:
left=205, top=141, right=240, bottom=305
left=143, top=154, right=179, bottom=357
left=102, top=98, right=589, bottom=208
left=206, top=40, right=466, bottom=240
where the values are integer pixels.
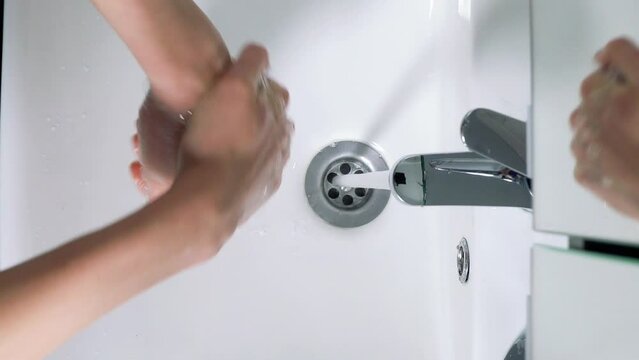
left=305, top=141, right=390, bottom=228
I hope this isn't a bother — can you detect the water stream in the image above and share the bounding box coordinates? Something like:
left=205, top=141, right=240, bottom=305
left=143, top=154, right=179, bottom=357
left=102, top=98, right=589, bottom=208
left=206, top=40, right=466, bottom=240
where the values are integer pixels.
left=333, top=170, right=392, bottom=190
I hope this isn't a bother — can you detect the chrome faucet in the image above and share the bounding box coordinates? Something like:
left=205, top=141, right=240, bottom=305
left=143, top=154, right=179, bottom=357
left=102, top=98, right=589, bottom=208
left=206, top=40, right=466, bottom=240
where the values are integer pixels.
left=392, top=109, right=532, bottom=208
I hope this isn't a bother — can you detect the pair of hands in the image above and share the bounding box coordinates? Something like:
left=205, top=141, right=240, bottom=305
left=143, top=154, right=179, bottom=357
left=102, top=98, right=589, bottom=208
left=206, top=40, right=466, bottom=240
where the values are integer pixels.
left=572, top=38, right=639, bottom=220
left=132, top=44, right=292, bottom=243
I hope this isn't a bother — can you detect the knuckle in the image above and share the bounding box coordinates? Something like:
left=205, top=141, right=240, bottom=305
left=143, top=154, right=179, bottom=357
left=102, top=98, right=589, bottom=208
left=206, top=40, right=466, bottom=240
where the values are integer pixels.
left=607, top=38, right=633, bottom=53
left=570, top=137, right=582, bottom=159
left=570, top=108, right=581, bottom=128
left=608, top=91, right=635, bottom=119
left=580, top=76, right=594, bottom=98
left=246, top=43, right=269, bottom=60
left=573, top=165, right=590, bottom=184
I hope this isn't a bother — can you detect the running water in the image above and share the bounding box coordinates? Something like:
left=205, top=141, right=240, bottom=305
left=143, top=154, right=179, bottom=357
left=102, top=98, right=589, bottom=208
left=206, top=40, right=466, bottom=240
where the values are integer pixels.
left=333, top=170, right=392, bottom=190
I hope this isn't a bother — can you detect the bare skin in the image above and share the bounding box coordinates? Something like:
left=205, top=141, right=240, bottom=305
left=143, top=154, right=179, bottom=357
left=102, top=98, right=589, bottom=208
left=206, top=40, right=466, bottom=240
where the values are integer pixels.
left=571, top=38, right=639, bottom=220
left=0, top=1, right=292, bottom=359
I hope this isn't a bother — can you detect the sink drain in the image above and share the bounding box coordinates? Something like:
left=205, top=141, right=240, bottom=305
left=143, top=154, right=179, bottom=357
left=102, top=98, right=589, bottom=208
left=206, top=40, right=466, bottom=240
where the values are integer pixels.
left=305, top=141, right=390, bottom=228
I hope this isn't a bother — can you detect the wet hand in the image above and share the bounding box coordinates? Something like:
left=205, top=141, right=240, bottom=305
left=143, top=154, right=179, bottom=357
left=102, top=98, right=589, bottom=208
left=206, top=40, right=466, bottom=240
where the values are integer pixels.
left=130, top=59, right=289, bottom=202
left=571, top=38, right=639, bottom=219
left=168, top=44, right=292, bottom=243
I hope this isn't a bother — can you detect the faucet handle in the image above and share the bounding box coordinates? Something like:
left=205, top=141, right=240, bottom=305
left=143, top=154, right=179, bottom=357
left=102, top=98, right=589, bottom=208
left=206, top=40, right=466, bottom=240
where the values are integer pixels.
left=460, top=109, right=527, bottom=176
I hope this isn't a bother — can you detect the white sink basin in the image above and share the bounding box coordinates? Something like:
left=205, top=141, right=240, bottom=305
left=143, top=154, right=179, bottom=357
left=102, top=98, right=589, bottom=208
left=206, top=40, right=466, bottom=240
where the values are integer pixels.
left=0, top=0, right=564, bottom=358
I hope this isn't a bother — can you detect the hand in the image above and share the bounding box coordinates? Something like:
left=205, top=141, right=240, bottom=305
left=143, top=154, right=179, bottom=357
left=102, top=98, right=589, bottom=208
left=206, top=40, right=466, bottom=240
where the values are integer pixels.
left=571, top=38, right=639, bottom=219
left=130, top=78, right=290, bottom=201
left=167, top=44, right=292, bottom=245
left=130, top=95, right=185, bottom=200
left=93, top=0, right=237, bottom=200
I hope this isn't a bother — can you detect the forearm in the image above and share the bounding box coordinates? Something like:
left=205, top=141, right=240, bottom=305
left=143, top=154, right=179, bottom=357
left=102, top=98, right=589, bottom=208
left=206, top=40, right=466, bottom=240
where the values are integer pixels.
left=92, top=0, right=231, bottom=111
left=0, top=190, right=219, bottom=359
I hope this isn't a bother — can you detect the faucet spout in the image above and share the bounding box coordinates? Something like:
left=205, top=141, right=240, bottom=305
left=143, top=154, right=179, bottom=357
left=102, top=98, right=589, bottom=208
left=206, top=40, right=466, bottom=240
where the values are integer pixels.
left=392, top=152, right=532, bottom=208
left=461, top=108, right=528, bottom=176
left=392, top=109, right=532, bottom=208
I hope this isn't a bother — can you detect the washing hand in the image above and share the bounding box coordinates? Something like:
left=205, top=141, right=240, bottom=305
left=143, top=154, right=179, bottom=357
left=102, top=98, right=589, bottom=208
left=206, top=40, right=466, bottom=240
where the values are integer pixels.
left=571, top=38, right=639, bottom=220
left=131, top=75, right=289, bottom=201
left=167, top=44, right=292, bottom=243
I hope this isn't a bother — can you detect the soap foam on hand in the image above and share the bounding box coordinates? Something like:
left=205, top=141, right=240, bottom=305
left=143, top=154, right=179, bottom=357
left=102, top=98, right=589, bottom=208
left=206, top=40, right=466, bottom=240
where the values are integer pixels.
left=333, top=170, right=391, bottom=190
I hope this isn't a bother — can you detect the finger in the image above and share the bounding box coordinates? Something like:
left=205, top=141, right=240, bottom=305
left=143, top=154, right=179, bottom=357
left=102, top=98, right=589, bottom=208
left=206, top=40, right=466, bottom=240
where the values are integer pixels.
left=577, top=171, right=639, bottom=220
left=281, top=120, right=294, bottom=163
left=572, top=120, right=639, bottom=199
left=570, top=107, right=587, bottom=130
left=228, top=44, right=270, bottom=88
left=596, top=38, right=639, bottom=84
left=130, top=161, right=150, bottom=196
left=580, top=70, right=609, bottom=99
left=595, top=129, right=639, bottom=188
left=268, top=79, right=290, bottom=107
left=570, top=129, right=598, bottom=162
left=594, top=87, right=639, bottom=141
left=132, top=134, right=140, bottom=154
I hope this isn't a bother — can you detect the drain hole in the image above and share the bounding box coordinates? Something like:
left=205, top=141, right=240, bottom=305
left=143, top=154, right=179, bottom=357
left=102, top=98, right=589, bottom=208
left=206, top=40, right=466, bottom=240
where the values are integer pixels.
left=342, top=195, right=354, bottom=206
left=328, top=188, right=340, bottom=199
left=354, top=169, right=364, bottom=175
left=339, top=163, right=351, bottom=175
left=327, top=172, right=338, bottom=184
left=354, top=188, right=367, bottom=197
left=394, top=172, right=407, bottom=185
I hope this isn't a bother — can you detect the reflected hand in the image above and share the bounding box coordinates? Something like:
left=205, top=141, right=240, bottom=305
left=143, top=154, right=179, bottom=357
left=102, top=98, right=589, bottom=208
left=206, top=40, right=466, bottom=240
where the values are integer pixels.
left=571, top=38, right=639, bottom=219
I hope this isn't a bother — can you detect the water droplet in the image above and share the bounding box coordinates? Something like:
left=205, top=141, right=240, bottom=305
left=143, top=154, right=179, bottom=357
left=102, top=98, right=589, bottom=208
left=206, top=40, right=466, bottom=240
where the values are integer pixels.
left=251, top=228, right=268, bottom=237
left=82, top=65, right=90, bottom=72
left=291, top=162, right=297, bottom=169
left=45, top=117, right=52, bottom=123
left=60, top=65, right=67, bottom=71
left=50, top=125, right=57, bottom=132
left=329, top=142, right=337, bottom=148
left=80, top=112, right=87, bottom=119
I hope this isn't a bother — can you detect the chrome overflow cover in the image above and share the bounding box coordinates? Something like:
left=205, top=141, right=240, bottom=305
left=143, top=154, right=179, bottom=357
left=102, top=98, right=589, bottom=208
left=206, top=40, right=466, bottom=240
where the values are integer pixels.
left=457, top=237, right=470, bottom=284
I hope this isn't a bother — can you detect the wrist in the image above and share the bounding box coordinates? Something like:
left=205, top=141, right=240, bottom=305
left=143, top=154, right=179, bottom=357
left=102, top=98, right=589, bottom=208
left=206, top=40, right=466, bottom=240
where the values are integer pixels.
left=149, top=38, right=230, bottom=113
left=153, top=173, right=235, bottom=265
